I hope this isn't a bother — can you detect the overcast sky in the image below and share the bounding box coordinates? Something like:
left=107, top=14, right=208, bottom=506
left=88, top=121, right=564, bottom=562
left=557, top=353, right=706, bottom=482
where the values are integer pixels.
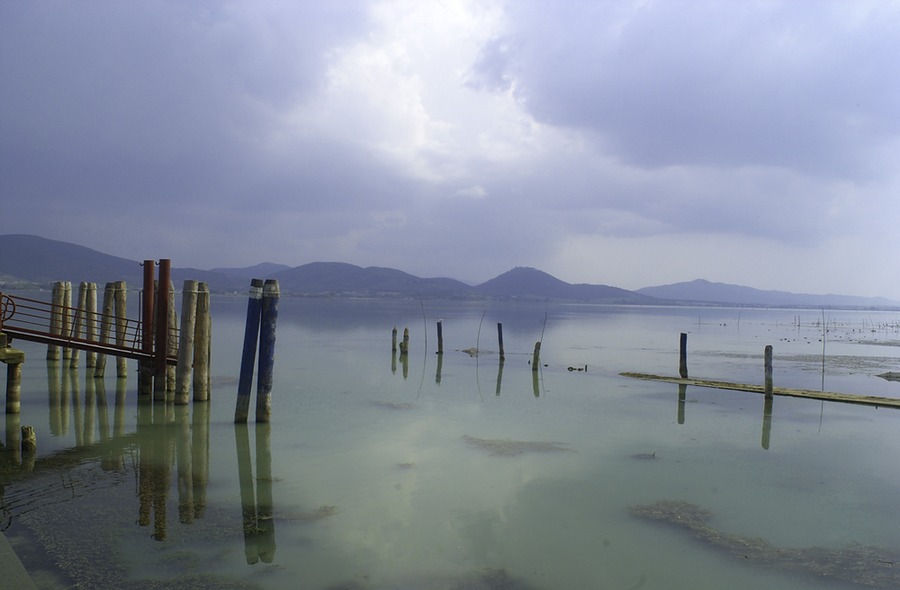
left=2, top=1, right=899, bottom=297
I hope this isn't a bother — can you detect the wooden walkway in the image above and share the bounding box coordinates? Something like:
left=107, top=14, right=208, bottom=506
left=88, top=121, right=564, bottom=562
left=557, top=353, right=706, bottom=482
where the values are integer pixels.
left=0, top=291, right=175, bottom=364
left=620, top=372, right=900, bottom=409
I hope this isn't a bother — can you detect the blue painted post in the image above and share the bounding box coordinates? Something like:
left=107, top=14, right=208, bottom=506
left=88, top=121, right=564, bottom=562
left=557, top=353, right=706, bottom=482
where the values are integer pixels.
left=255, top=280, right=280, bottom=423
left=234, top=279, right=264, bottom=423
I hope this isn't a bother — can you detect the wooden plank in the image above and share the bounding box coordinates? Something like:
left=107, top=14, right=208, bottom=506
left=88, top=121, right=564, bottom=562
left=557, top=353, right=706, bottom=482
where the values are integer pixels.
left=620, top=372, right=900, bottom=409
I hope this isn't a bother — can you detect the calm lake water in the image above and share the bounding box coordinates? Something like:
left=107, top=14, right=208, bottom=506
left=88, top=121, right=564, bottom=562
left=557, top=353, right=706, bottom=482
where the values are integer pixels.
left=3, top=296, right=900, bottom=589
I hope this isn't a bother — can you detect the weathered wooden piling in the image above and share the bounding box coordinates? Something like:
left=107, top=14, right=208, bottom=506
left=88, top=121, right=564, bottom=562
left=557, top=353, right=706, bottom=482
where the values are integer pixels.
left=114, top=281, right=128, bottom=378
left=679, top=333, right=689, bottom=379
left=392, top=326, right=398, bottom=352
left=21, top=425, right=36, bottom=456
left=166, top=280, right=177, bottom=393
left=69, top=281, right=88, bottom=368
left=764, top=345, right=773, bottom=397
left=193, top=282, right=211, bottom=402
left=497, top=323, right=505, bottom=360
left=86, top=282, right=98, bottom=367
left=531, top=341, right=541, bottom=371
left=47, top=281, right=64, bottom=360
left=95, top=282, right=115, bottom=378
left=175, top=280, right=199, bottom=405
left=436, top=320, right=444, bottom=355
left=256, top=280, right=280, bottom=423
left=154, top=261, right=171, bottom=399
left=235, top=279, right=264, bottom=423
left=2, top=337, right=25, bottom=414
left=139, top=261, right=156, bottom=394
left=61, top=281, right=72, bottom=360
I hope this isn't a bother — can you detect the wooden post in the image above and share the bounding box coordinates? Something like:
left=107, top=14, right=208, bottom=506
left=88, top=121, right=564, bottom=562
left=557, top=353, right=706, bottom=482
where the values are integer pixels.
left=679, top=333, right=689, bottom=379
left=399, top=327, right=409, bottom=355
left=21, top=425, right=37, bottom=457
left=392, top=326, right=398, bottom=352
left=174, top=280, right=199, bottom=405
left=95, top=282, right=115, bottom=378
left=255, top=280, right=280, bottom=423
left=497, top=323, right=505, bottom=361
left=139, top=260, right=155, bottom=395
left=69, top=281, right=88, bottom=368
left=764, top=345, right=773, bottom=398
left=531, top=340, right=541, bottom=371
left=47, top=281, right=63, bottom=360
left=114, top=281, right=128, bottom=378
left=193, top=282, right=211, bottom=402
left=61, top=281, right=72, bottom=360
left=85, top=282, right=98, bottom=368
left=6, top=360, right=23, bottom=414
left=436, top=320, right=443, bottom=355
left=235, top=279, right=264, bottom=423
left=167, top=280, right=177, bottom=393
left=154, top=261, right=170, bottom=399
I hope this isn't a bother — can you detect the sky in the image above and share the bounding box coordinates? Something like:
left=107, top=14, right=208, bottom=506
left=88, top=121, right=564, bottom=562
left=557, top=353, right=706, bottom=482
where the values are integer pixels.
left=2, top=1, right=899, bottom=298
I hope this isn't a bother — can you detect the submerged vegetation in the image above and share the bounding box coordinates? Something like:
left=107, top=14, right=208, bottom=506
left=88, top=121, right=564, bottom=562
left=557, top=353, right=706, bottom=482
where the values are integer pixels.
left=632, top=500, right=900, bottom=588
left=462, top=435, right=573, bottom=457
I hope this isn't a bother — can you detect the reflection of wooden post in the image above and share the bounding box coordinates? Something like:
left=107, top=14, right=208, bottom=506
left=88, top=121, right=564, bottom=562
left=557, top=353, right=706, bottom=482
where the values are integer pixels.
left=435, top=352, right=443, bottom=384
left=497, top=323, right=505, bottom=361
left=256, top=423, right=276, bottom=563
left=235, top=280, right=263, bottom=423
left=531, top=341, right=541, bottom=371
left=762, top=396, right=773, bottom=450
left=764, top=345, right=773, bottom=397
left=256, top=280, right=280, bottom=423
left=677, top=383, right=687, bottom=425
left=193, top=282, right=211, bottom=402
left=192, top=401, right=210, bottom=518
left=495, top=358, right=505, bottom=396
left=235, top=423, right=259, bottom=564
left=175, top=280, right=198, bottom=405
left=436, top=321, right=443, bottom=355
left=175, top=405, right=194, bottom=524
left=114, top=281, right=128, bottom=378
left=679, top=333, right=689, bottom=379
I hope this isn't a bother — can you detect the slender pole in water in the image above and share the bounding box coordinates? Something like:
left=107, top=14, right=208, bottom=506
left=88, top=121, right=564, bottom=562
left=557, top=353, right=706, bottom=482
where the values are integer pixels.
left=114, top=281, right=128, bottom=379
left=764, top=344, right=773, bottom=398
left=234, top=279, right=264, bottom=423
left=154, top=261, right=171, bottom=400
left=436, top=320, right=443, bottom=355
left=255, top=280, right=280, bottom=423
left=679, top=333, right=689, bottom=379
left=96, top=282, right=115, bottom=378
left=497, top=323, right=505, bottom=361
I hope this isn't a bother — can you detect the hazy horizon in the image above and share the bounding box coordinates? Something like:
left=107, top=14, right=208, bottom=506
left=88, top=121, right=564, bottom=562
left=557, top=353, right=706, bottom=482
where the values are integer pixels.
left=3, top=2, right=899, bottom=298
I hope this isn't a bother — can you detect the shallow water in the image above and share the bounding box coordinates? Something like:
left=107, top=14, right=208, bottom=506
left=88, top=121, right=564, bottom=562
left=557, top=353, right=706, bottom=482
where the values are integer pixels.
left=3, top=298, right=900, bottom=589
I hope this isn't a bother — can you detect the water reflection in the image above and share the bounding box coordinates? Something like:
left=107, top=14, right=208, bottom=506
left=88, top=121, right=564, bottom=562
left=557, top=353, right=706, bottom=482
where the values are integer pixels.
left=235, top=422, right=276, bottom=564
left=136, top=402, right=211, bottom=541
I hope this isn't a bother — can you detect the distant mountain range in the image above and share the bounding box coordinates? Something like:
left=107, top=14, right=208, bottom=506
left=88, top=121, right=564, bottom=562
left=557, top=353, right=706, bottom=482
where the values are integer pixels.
left=1, top=234, right=897, bottom=308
